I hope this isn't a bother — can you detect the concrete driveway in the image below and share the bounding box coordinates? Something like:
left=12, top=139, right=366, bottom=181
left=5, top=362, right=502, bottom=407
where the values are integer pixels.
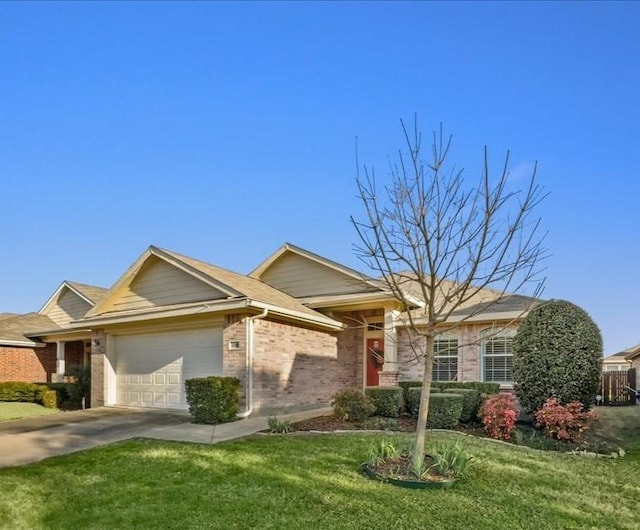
left=0, top=407, right=190, bottom=468
left=0, top=406, right=331, bottom=468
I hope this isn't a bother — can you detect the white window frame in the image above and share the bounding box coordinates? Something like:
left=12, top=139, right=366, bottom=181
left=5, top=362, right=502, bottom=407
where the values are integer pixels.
left=432, top=333, right=459, bottom=382
left=481, top=328, right=516, bottom=385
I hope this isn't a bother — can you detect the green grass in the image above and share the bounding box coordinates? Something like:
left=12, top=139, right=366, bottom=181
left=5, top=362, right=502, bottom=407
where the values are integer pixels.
left=0, top=427, right=639, bottom=529
left=0, top=402, right=59, bottom=422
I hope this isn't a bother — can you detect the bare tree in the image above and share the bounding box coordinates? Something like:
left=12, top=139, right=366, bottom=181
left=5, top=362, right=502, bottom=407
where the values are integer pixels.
left=351, top=117, right=547, bottom=471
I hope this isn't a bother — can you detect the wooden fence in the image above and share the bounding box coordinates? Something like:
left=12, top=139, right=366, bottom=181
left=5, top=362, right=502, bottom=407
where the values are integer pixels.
left=600, top=368, right=637, bottom=406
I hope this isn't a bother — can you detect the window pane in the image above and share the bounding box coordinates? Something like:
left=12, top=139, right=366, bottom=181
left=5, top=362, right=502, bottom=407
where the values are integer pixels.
left=482, top=336, right=513, bottom=383
left=433, top=338, right=458, bottom=381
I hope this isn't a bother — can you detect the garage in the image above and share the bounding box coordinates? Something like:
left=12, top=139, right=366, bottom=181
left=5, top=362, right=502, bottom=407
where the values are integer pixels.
left=114, top=327, right=223, bottom=410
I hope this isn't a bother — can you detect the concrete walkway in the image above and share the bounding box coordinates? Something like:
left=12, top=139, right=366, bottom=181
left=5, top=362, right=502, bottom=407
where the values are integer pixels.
left=0, top=406, right=331, bottom=469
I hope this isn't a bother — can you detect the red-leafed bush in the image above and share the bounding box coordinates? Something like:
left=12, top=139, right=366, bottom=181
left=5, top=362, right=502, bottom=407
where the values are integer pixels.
left=534, top=398, right=597, bottom=443
left=480, top=393, right=519, bottom=441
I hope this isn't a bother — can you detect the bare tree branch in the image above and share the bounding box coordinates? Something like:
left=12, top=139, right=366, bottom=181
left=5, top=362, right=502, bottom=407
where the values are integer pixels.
left=351, top=116, right=547, bottom=471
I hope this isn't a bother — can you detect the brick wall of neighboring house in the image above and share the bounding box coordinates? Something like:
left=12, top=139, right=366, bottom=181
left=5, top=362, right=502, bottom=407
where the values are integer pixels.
left=251, top=318, right=338, bottom=412
left=0, top=344, right=56, bottom=382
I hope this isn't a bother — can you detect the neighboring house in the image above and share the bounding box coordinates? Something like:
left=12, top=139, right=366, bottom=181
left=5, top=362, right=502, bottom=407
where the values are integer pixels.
left=623, top=343, right=640, bottom=373
left=0, top=282, right=107, bottom=383
left=1, top=243, right=539, bottom=414
left=602, top=350, right=633, bottom=372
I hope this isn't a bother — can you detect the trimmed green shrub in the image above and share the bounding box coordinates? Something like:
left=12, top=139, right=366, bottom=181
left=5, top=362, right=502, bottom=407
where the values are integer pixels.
left=442, top=387, right=480, bottom=422
left=46, top=383, right=78, bottom=410
left=365, top=386, right=403, bottom=417
left=331, top=389, right=375, bottom=421
left=406, top=388, right=463, bottom=428
left=185, top=376, right=240, bottom=424
left=65, top=364, right=91, bottom=409
left=428, top=393, right=464, bottom=428
left=406, top=387, right=424, bottom=417
left=0, top=382, right=48, bottom=403
left=513, top=300, right=603, bottom=412
left=398, top=381, right=423, bottom=402
left=41, top=389, right=58, bottom=409
left=443, top=381, right=501, bottom=396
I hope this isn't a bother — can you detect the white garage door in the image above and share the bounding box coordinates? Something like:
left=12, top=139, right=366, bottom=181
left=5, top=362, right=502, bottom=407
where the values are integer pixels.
left=115, top=328, right=223, bottom=410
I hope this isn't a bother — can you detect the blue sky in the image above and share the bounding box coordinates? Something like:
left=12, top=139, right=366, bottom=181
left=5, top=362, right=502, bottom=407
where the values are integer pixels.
left=1, top=2, right=638, bottom=355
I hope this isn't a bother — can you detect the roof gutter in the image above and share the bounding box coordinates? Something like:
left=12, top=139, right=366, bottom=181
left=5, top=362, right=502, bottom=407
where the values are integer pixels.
left=0, top=339, right=46, bottom=347
left=237, top=307, right=269, bottom=418
left=246, top=300, right=345, bottom=331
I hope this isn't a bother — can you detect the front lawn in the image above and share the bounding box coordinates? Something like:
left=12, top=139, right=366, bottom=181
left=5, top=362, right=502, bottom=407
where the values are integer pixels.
left=0, top=431, right=639, bottom=529
left=0, top=402, right=59, bottom=422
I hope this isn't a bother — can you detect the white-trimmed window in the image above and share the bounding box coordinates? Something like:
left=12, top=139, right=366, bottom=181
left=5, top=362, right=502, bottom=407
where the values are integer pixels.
left=433, top=336, right=458, bottom=382
left=481, top=329, right=515, bottom=384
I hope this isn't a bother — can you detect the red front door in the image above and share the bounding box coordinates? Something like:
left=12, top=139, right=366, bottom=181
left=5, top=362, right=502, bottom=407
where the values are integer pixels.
left=366, top=338, right=384, bottom=386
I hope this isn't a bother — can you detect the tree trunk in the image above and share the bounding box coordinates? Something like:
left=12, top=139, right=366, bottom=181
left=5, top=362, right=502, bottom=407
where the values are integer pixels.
left=411, top=333, right=435, bottom=472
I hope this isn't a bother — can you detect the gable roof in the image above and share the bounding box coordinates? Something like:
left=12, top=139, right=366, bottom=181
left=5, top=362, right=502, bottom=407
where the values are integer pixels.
left=80, top=246, right=344, bottom=331
left=620, top=343, right=640, bottom=361
left=249, top=243, right=424, bottom=310
left=603, top=350, right=633, bottom=363
left=250, top=242, right=378, bottom=286
left=0, top=313, right=59, bottom=346
left=0, top=313, right=18, bottom=321
left=39, top=280, right=107, bottom=314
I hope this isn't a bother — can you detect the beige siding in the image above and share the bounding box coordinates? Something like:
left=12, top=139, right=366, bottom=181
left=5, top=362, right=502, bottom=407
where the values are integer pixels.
left=107, top=256, right=227, bottom=312
left=45, top=288, right=92, bottom=326
left=259, top=253, right=375, bottom=298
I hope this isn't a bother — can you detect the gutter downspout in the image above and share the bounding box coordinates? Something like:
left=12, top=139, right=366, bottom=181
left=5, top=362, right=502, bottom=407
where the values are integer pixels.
left=237, top=307, right=269, bottom=418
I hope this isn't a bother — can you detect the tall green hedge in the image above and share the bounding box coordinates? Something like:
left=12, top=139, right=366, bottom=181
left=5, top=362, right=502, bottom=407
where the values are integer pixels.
left=513, top=299, right=603, bottom=412
left=185, top=376, right=240, bottom=424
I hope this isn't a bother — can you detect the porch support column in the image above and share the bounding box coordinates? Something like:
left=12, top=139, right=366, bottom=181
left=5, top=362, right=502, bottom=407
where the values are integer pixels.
left=380, top=308, right=400, bottom=387
left=56, top=341, right=66, bottom=383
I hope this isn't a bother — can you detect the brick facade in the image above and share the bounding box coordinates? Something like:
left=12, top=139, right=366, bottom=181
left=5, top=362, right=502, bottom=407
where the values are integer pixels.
left=251, top=318, right=338, bottom=413
left=0, top=340, right=88, bottom=385
left=0, top=344, right=56, bottom=382
left=397, top=323, right=518, bottom=383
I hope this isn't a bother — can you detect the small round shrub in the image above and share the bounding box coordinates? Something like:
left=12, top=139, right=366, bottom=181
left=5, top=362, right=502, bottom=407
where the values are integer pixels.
left=534, top=398, right=597, bottom=444
left=41, top=389, right=58, bottom=409
left=364, top=386, right=403, bottom=417
left=480, top=393, right=519, bottom=441
left=513, top=300, right=603, bottom=412
left=427, top=393, right=463, bottom=429
left=331, top=389, right=375, bottom=421
left=398, top=381, right=423, bottom=403
left=442, top=388, right=480, bottom=422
